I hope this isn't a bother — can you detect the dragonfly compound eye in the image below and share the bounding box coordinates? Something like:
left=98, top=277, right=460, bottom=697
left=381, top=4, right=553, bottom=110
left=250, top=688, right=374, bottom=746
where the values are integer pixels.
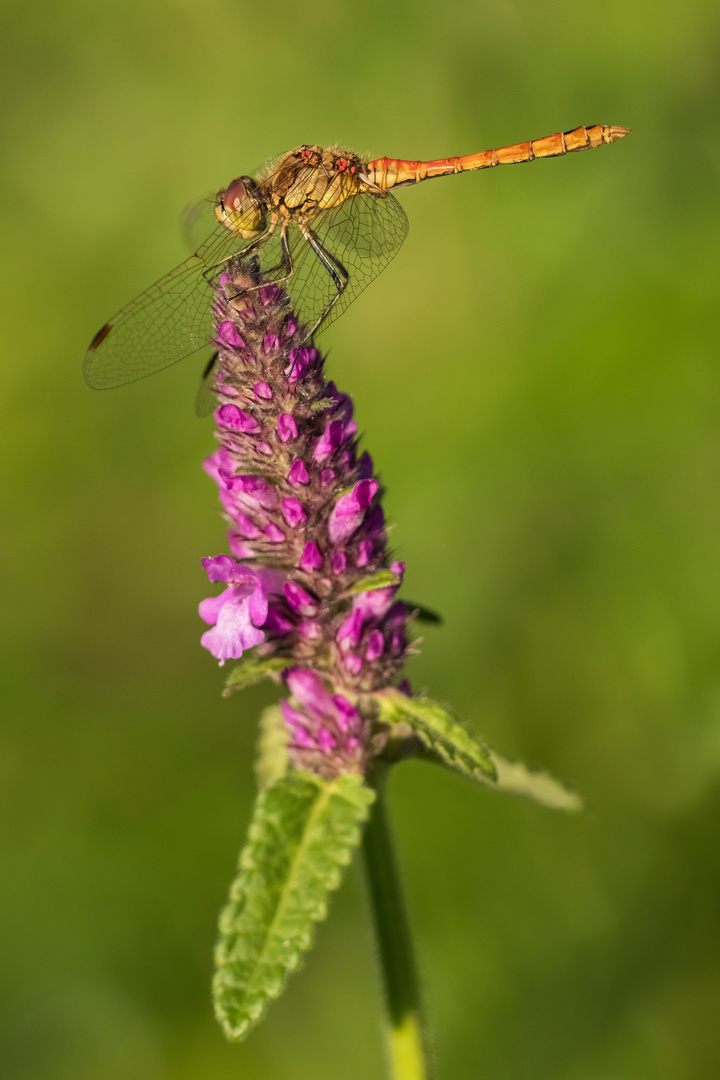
left=217, top=176, right=266, bottom=238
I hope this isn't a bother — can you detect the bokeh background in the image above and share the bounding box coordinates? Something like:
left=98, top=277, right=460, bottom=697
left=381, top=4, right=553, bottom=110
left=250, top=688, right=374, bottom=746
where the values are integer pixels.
left=2, top=1, right=720, bottom=1077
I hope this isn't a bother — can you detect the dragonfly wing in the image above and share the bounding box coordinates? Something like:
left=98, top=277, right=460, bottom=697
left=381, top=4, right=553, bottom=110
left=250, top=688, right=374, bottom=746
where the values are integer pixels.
left=84, top=222, right=261, bottom=389
left=282, top=191, right=409, bottom=336
left=195, top=351, right=220, bottom=417
left=182, top=194, right=219, bottom=255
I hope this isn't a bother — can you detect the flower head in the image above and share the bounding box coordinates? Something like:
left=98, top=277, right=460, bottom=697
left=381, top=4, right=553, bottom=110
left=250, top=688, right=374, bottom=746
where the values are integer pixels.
left=200, top=258, right=414, bottom=775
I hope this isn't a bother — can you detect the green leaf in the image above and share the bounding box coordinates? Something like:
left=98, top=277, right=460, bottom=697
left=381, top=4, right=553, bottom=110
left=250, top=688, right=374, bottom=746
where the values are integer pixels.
left=254, top=705, right=289, bottom=788
left=377, top=689, right=497, bottom=782
left=309, top=396, right=335, bottom=414
left=483, top=751, right=582, bottom=811
left=376, top=690, right=581, bottom=811
left=348, top=569, right=402, bottom=594
left=213, top=770, right=375, bottom=1041
left=223, top=654, right=288, bottom=696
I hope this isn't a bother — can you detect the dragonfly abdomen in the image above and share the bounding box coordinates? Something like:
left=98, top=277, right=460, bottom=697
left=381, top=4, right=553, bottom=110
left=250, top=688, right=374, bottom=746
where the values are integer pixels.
left=365, top=124, right=629, bottom=190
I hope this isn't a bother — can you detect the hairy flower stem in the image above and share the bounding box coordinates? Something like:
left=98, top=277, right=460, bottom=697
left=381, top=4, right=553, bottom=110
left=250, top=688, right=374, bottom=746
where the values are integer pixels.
left=363, top=771, right=431, bottom=1080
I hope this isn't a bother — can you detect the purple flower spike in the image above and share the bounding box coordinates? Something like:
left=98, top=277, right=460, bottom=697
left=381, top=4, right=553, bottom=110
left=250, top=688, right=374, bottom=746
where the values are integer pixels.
left=201, top=259, right=413, bottom=777
left=328, top=479, right=379, bottom=544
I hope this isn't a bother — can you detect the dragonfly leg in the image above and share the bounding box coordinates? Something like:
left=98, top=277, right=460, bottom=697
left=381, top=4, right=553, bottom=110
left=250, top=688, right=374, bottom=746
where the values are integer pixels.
left=298, top=222, right=349, bottom=339
left=269, top=226, right=295, bottom=284
left=200, top=223, right=275, bottom=286
left=225, top=225, right=296, bottom=306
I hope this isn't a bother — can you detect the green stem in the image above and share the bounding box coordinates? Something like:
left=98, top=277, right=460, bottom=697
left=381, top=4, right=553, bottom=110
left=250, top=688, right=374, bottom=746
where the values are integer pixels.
left=362, top=771, right=431, bottom=1080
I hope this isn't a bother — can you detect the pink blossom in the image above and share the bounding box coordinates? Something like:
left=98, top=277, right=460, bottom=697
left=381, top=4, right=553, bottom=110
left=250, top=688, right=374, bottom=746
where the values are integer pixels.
left=198, top=556, right=268, bottom=664
left=328, top=479, right=378, bottom=544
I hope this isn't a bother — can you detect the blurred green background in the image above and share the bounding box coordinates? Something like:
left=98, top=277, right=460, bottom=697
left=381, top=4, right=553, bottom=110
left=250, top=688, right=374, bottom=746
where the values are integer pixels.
left=2, top=1, right=720, bottom=1077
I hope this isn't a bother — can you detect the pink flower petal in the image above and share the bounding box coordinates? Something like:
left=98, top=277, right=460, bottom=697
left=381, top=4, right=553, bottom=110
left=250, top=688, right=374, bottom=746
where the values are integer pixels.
left=278, top=413, right=298, bottom=442
left=200, top=585, right=267, bottom=664
left=328, top=479, right=378, bottom=544
left=281, top=498, right=307, bottom=528
left=286, top=668, right=334, bottom=720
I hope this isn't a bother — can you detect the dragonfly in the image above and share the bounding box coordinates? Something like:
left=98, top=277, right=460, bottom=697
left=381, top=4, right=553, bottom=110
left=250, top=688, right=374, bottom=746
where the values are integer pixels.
left=84, top=123, right=629, bottom=394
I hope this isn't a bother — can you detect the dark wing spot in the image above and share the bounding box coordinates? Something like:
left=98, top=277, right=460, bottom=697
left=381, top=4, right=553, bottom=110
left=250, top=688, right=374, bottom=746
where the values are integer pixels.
left=88, top=323, right=112, bottom=351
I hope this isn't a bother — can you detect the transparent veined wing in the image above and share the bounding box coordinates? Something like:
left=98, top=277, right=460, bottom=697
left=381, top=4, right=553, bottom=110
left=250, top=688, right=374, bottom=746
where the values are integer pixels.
left=85, top=190, right=407, bottom=394
left=251, top=191, right=409, bottom=338
left=195, top=352, right=220, bottom=417
left=182, top=194, right=220, bottom=255
left=84, top=219, right=267, bottom=389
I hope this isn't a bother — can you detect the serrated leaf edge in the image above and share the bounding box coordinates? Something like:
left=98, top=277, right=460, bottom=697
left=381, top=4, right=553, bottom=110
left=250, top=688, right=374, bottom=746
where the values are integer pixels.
left=223, top=654, right=288, bottom=695
left=214, top=772, right=374, bottom=1040
left=377, top=689, right=497, bottom=781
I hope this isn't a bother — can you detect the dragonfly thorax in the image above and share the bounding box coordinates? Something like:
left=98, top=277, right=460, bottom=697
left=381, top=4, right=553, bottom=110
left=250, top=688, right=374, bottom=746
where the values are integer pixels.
left=265, top=146, right=364, bottom=220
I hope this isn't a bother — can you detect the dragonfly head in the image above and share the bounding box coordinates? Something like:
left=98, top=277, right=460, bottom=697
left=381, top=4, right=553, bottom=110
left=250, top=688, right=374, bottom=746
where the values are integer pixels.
left=216, top=176, right=266, bottom=239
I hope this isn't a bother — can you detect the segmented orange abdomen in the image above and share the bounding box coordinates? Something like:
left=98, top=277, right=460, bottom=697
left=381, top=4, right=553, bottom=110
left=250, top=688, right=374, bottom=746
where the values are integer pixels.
left=365, top=124, right=629, bottom=190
